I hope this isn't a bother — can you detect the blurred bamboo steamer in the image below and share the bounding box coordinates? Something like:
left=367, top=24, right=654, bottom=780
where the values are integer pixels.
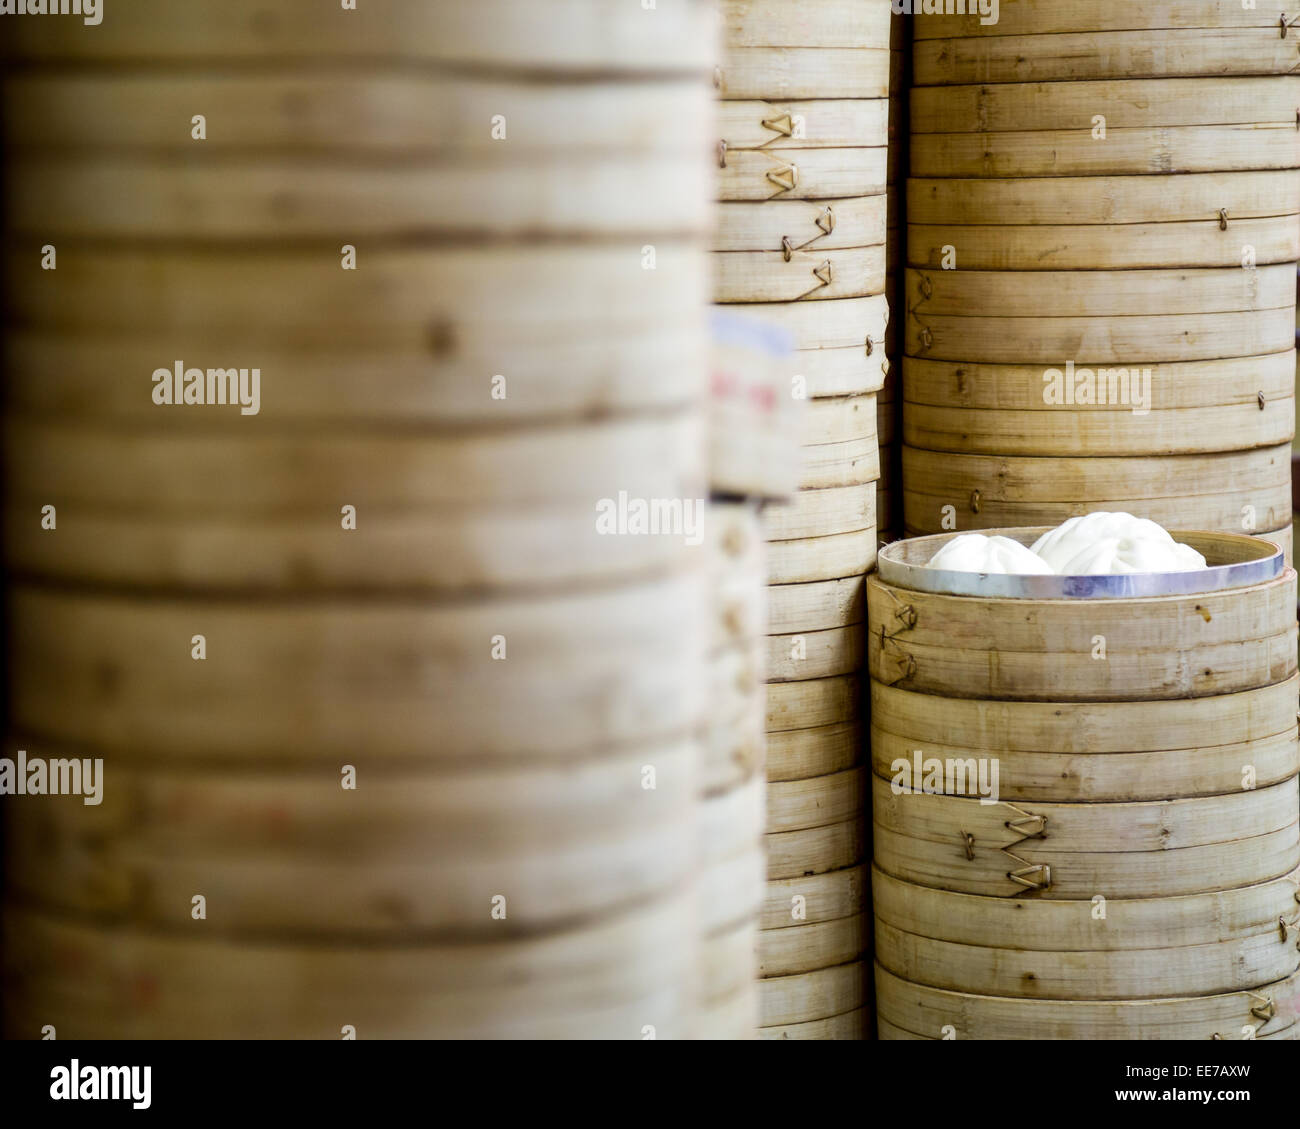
left=879, top=10, right=907, bottom=544
left=869, top=527, right=1300, bottom=1039
left=714, top=0, right=894, bottom=1041
left=1, top=4, right=718, bottom=1040
left=902, top=11, right=1300, bottom=556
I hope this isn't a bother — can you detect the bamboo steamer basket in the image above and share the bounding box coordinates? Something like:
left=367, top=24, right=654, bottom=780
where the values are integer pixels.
left=903, top=353, right=1296, bottom=453
left=713, top=196, right=888, bottom=253
left=872, top=677, right=1300, bottom=803
left=767, top=768, right=866, bottom=835
left=911, top=77, right=1300, bottom=134
left=701, top=776, right=767, bottom=868
left=717, top=48, right=891, bottom=100
left=703, top=705, right=765, bottom=796
left=766, top=674, right=860, bottom=732
left=867, top=533, right=1297, bottom=701
left=766, top=528, right=878, bottom=584
left=759, top=913, right=868, bottom=977
left=876, top=965, right=1300, bottom=1041
left=6, top=156, right=712, bottom=242
left=4, top=754, right=699, bottom=938
left=912, top=125, right=1300, bottom=178
left=1, top=0, right=718, bottom=70
left=721, top=0, right=892, bottom=48
left=0, top=897, right=699, bottom=1040
left=872, top=776, right=1300, bottom=899
left=708, top=499, right=768, bottom=646
left=763, top=864, right=868, bottom=930
left=767, top=722, right=862, bottom=783
left=762, top=483, right=876, bottom=541
left=9, top=573, right=708, bottom=764
left=5, top=244, right=709, bottom=349
left=799, top=437, right=881, bottom=490
left=714, top=247, right=886, bottom=303
left=907, top=266, right=1296, bottom=318
left=717, top=99, right=888, bottom=150
left=745, top=294, right=888, bottom=351
left=768, top=817, right=867, bottom=880
left=901, top=445, right=1294, bottom=537
left=874, top=865, right=1300, bottom=953
left=760, top=1006, right=869, bottom=1039
left=909, top=218, right=1300, bottom=271
left=2, top=331, right=706, bottom=427
left=911, top=1, right=1294, bottom=38
left=716, top=148, right=887, bottom=202
left=3, top=74, right=715, bottom=155
left=800, top=395, right=878, bottom=445
left=768, top=576, right=865, bottom=634
left=874, top=873, right=1300, bottom=1000
left=908, top=171, right=1300, bottom=226
left=766, top=625, right=863, bottom=681
left=789, top=347, right=889, bottom=399
left=758, top=960, right=866, bottom=1027
left=913, top=30, right=1300, bottom=86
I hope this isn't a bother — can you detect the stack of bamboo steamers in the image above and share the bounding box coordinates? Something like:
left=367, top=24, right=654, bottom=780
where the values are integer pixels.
left=715, top=0, right=893, bottom=1039
left=903, top=0, right=1300, bottom=555
left=872, top=0, right=1300, bottom=1039
left=1, top=0, right=727, bottom=1039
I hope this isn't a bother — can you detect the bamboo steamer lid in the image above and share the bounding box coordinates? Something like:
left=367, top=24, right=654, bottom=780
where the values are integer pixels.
left=6, top=156, right=713, bottom=242
left=9, top=573, right=708, bottom=763
left=766, top=674, right=861, bottom=732
left=717, top=99, right=889, bottom=150
left=759, top=913, right=868, bottom=978
left=763, top=483, right=876, bottom=541
left=6, top=415, right=705, bottom=512
left=768, top=576, right=865, bottom=634
left=701, top=916, right=761, bottom=1004
left=766, top=624, right=864, bottom=681
left=766, top=722, right=863, bottom=783
left=760, top=1006, right=868, bottom=1039
left=3, top=74, right=715, bottom=155
left=767, top=768, right=866, bottom=834
left=911, top=1, right=1294, bottom=38
left=766, top=528, right=878, bottom=584
left=901, top=445, right=1294, bottom=535
left=910, top=217, right=1300, bottom=271
left=758, top=961, right=867, bottom=1026
left=1, top=0, right=718, bottom=70
left=714, top=246, right=886, bottom=303
left=0, top=897, right=700, bottom=1040
left=911, top=124, right=1300, bottom=178
left=721, top=0, right=892, bottom=48
left=787, top=346, right=888, bottom=399
left=907, top=265, right=1297, bottom=318
left=763, top=864, right=868, bottom=930
left=717, top=147, right=887, bottom=202
left=717, top=47, right=891, bottom=100
left=913, top=28, right=1300, bottom=85
left=873, top=865, right=1300, bottom=952
left=713, top=196, right=888, bottom=253
left=798, top=437, right=881, bottom=490
left=5, top=244, right=709, bottom=349
left=2, top=331, right=706, bottom=427
left=875, top=964, right=1300, bottom=1041
left=911, top=77, right=1300, bottom=134
left=867, top=568, right=1298, bottom=701
left=693, top=987, right=760, bottom=1040
left=908, top=171, right=1300, bottom=226
left=904, top=353, right=1300, bottom=455
left=768, top=818, right=867, bottom=880
left=871, top=678, right=1300, bottom=802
